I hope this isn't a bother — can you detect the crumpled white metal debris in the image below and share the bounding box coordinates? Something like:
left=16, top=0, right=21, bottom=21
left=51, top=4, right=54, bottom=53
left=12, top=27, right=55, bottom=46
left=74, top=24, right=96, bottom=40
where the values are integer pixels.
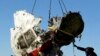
left=10, top=10, right=42, bottom=56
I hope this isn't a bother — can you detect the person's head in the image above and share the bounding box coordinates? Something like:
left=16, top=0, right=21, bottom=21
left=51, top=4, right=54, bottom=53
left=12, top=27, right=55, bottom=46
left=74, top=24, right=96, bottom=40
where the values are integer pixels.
left=86, top=47, right=94, bottom=52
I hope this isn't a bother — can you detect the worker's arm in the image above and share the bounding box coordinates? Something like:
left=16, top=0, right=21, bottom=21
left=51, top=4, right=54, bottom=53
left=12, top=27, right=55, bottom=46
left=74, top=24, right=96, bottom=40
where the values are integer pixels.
left=74, top=44, right=86, bottom=51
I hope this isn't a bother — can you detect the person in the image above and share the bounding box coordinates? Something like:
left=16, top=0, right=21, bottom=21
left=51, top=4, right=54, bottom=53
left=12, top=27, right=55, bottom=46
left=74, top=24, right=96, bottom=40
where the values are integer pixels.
left=74, top=44, right=97, bottom=56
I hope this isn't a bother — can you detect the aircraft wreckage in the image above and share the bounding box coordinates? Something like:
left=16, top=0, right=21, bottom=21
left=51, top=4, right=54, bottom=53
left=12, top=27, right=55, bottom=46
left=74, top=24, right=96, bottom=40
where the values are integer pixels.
left=10, top=0, right=84, bottom=56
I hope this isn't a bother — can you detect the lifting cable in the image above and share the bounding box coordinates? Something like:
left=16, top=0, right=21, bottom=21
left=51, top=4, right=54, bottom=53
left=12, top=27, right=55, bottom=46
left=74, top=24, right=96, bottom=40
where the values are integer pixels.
left=58, top=0, right=65, bottom=14
left=73, top=40, right=76, bottom=56
left=57, top=0, right=68, bottom=14
left=49, top=0, right=68, bottom=19
left=31, top=0, right=37, bottom=14
left=60, top=0, right=67, bottom=13
left=49, top=0, right=52, bottom=19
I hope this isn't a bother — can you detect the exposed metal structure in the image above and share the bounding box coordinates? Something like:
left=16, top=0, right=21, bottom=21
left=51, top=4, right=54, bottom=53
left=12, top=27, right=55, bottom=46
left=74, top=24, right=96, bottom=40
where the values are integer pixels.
left=10, top=0, right=85, bottom=56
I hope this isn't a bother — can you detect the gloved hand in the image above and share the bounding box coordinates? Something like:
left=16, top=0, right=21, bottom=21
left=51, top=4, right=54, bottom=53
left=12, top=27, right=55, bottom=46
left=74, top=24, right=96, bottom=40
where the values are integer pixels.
left=48, top=25, right=58, bottom=31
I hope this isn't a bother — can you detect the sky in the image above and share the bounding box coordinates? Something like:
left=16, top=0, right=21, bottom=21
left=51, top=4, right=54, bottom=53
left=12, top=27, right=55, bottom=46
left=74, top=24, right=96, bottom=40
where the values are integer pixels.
left=0, top=0, right=100, bottom=56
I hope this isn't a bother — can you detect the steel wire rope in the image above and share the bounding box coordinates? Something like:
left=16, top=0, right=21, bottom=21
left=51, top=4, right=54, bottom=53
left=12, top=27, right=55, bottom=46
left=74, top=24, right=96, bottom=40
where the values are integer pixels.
left=49, top=0, right=52, bottom=19
left=31, top=0, right=37, bottom=14
left=60, top=0, right=68, bottom=13
left=57, top=0, right=65, bottom=14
